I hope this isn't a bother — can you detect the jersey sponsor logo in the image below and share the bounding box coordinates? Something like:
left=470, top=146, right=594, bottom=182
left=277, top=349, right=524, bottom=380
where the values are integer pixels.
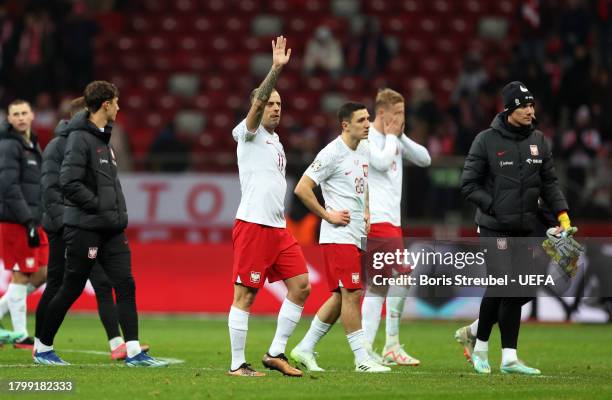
left=499, top=161, right=514, bottom=167
left=362, top=164, right=368, bottom=177
left=88, top=247, right=98, bottom=259
left=351, top=272, right=360, bottom=284
left=525, top=158, right=542, bottom=164
left=530, top=145, right=539, bottom=156
left=496, top=150, right=508, bottom=156
left=309, top=160, right=322, bottom=172
left=497, top=238, right=507, bottom=250
left=26, top=257, right=35, bottom=268
left=250, top=271, right=261, bottom=284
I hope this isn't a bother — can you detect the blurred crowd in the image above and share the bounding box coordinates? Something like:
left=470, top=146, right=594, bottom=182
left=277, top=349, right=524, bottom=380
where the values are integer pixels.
left=0, top=0, right=610, bottom=221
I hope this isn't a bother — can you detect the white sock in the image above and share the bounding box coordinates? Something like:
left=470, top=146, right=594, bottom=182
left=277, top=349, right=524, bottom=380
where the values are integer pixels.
left=7, top=283, right=28, bottom=336
left=0, top=291, right=8, bottom=319
left=126, top=340, right=142, bottom=358
left=34, top=337, right=41, bottom=352
left=470, top=319, right=479, bottom=337
left=26, top=283, right=37, bottom=294
left=385, top=286, right=409, bottom=344
left=109, top=336, right=125, bottom=351
left=228, top=306, right=249, bottom=371
left=474, top=339, right=488, bottom=353
left=361, top=293, right=384, bottom=346
left=347, top=329, right=369, bottom=364
left=38, top=342, right=53, bottom=352
left=295, top=315, right=332, bottom=354
left=268, top=298, right=303, bottom=357
left=501, top=348, right=518, bottom=365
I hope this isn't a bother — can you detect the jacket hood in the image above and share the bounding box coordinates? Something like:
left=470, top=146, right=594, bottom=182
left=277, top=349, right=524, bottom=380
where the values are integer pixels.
left=54, top=119, right=72, bottom=138
left=68, top=110, right=113, bottom=144
left=0, top=120, right=39, bottom=148
left=490, top=112, right=535, bottom=140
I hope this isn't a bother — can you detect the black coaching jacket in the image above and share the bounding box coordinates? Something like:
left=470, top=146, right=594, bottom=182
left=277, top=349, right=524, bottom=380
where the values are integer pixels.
left=461, top=113, right=568, bottom=233
left=41, top=120, right=71, bottom=233
left=59, top=111, right=128, bottom=232
left=0, top=121, right=42, bottom=225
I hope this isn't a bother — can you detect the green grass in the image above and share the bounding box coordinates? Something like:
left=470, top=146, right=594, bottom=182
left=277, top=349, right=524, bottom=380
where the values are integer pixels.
left=1, top=315, right=611, bottom=399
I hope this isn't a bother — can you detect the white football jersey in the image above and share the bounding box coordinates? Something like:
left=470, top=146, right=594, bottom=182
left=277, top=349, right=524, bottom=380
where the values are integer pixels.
left=368, top=125, right=431, bottom=227
left=233, top=119, right=287, bottom=228
left=305, top=136, right=369, bottom=249
left=368, top=125, right=403, bottom=226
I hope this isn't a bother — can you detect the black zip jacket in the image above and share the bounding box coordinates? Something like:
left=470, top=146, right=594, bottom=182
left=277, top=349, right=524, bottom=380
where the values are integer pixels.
left=461, top=113, right=568, bottom=233
left=59, top=111, right=128, bottom=231
left=41, top=120, right=72, bottom=233
left=0, top=121, right=42, bottom=225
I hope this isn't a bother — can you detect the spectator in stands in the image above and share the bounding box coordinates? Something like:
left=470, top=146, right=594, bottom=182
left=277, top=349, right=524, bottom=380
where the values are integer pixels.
left=13, top=11, right=56, bottom=101
left=346, top=18, right=391, bottom=79
left=303, top=26, right=343, bottom=80
left=591, top=67, right=612, bottom=138
left=452, top=52, right=488, bottom=104
left=559, top=105, right=603, bottom=214
left=559, top=45, right=592, bottom=118
left=59, top=1, right=98, bottom=92
left=31, top=92, right=57, bottom=146
left=559, top=0, right=591, bottom=61
left=147, top=122, right=190, bottom=172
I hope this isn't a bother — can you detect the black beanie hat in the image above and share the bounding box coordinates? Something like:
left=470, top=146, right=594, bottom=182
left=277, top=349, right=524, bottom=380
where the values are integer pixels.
left=502, top=81, right=535, bottom=113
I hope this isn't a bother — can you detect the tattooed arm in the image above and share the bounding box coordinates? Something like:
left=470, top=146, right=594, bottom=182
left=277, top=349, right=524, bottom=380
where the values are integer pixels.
left=246, top=35, right=292, bottom=132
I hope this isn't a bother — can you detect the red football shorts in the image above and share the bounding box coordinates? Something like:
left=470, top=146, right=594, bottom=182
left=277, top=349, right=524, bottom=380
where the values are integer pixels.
left=321, top=243, right=363, bottom=292
left=232, top=219, right=308, bottom=288
left=0, top=223, right=49, bottom=273
left=366, top=222, right=411, bottom=279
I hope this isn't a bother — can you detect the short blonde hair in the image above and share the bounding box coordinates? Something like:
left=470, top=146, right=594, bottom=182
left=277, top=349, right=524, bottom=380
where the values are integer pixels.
left=374, top=88, right=404, bottom=111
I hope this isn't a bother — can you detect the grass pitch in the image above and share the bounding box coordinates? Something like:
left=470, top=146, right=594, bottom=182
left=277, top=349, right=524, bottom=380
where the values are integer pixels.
left=0, top=315, right=611, bottom=399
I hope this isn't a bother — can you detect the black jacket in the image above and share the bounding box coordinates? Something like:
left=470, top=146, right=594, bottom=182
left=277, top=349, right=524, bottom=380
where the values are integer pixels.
left=59, top=111, right=128, bottom=231
left=461, top=113, right=568, bottom=233
left=41, top=120, right=71, bottom=233
left=0, top=121, right=42, bottom=225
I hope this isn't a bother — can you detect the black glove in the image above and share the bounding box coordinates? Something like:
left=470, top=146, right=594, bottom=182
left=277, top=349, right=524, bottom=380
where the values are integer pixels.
left=25, top=221, right=40, bottom=248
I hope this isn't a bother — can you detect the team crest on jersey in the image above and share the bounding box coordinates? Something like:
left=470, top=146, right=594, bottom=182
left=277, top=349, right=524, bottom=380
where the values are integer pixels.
left=250, top=271, right=261, bottom=284
left=310, top=160, right=322, bottom=172
left=362, top=164, right=368, bottom=177
left=351, top=273, right=360, bottom=284
left=26, top=257, right=35, bottom=268
left=88, top=247, right=98, bottom=259
left=530, top=145, right=539, bottom=156
left=496, top=238, right=507, bottom=250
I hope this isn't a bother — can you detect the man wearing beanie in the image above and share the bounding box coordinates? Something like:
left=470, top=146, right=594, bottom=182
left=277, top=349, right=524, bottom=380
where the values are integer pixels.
left=455, top=81, right=573, bottom=375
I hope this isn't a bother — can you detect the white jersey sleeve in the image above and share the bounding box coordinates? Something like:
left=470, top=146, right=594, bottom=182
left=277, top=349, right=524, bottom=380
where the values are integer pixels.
left=232, top=120, right=258, bottom=142
left=304, top=145, right=338, bottom=185
left=399, top=134, right=431, bottom=167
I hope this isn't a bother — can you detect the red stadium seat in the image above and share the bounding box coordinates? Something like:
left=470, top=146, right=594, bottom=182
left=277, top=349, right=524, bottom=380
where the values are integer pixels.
left=201, top=0, right=230, bottom=13
left=146, top=35, right=170, bottom=52
left=400, top=0, right=425, bottom=13
left=173, top=0, right=199, bottom=13
left=191, top=15, right=216, bottom=34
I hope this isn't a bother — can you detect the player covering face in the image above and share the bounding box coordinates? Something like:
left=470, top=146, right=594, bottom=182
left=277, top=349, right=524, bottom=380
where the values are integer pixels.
left=288, top=102, right=390, bottom=373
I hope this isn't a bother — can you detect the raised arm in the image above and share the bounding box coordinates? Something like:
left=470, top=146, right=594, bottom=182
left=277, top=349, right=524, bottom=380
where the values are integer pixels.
left=245, top=36, right=291, bottom=132
left=399, top=134, right=431, bottom=167
left=294, top=175, right=349, bottom=226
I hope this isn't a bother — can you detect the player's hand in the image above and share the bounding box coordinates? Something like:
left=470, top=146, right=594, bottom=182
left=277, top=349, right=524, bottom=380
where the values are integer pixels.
left=383, top=115, right=404, bottom=137
left=25, top=220, right=40, bottom=248
left=326, top=209, right=350, bottom=226
left=272, top=35, right=291, bottom=69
